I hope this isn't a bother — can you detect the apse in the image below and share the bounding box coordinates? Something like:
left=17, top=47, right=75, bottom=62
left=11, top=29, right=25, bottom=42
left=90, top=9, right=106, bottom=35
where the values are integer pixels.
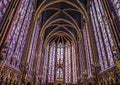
left=42, top=35, right=77, bottom=84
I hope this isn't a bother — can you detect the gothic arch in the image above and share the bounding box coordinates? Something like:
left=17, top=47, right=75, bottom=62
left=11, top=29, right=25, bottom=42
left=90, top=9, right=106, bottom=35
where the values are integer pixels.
left=34, top=0, right=89, bottom=21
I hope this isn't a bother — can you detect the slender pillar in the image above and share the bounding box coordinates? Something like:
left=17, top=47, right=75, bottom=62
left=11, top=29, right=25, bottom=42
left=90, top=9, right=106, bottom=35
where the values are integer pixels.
left=70, top=43, right=73, bottom=84
left=19, top=9, right=35, bottom=85
left=32, top=14, right=43, bottom=85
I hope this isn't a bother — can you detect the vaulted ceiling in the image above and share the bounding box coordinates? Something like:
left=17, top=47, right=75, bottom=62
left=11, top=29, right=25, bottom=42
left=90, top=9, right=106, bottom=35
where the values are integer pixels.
left=36, top=0, right=88, bottom=8
left=35, top=0, right=88, bottom=45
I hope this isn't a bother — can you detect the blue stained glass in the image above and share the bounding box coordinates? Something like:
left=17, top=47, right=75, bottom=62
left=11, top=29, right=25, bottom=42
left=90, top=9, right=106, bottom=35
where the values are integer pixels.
left=6, top=0, right=34, bottom=68
left=56, top=68, right=63, bottom=79
left=0, top=0, right=11, bottom=22
left=111, top=0, right=120, bottom=20
left=90, top=0, right=115, bottom=70
left=48, top=43, right=56, bottom=82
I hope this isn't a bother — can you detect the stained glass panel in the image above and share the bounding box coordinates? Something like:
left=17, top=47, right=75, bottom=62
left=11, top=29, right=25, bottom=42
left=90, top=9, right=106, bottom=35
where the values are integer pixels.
left=48, top=43, right=56, bottom=82
left=90, top=0, right=115, bottom=70
left=0, top=0, right=11, bottom=22
left=47, top=41, right=77, bottom=84
left=56, top=68, right=63, bottom=80
left=6, top=0, right=34, bottom=68
left=111, top=0, right=120, bottom=20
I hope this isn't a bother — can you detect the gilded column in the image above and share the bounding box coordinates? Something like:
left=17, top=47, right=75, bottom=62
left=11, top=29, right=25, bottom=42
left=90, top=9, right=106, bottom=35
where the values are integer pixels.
left=19, top=9, right=35, bottom=84
left=87, top=1, right=101, bottom=84
left=32, top=14, right=43, bottom=85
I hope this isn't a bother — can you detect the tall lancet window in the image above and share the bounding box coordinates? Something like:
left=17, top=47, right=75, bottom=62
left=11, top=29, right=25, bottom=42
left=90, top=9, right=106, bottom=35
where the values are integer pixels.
left=48, top=42, right=56, bottom=82
left=6, top=0, right=34, bottom=68
left=65, top=42, right=71, bottom=83
left=57, top=43, right=64, bottom=64
left=0, top=0, right=11, bottom=22
left=90, top=0, right=115, bottom=70
left=47, top=37, right=77, bottom=84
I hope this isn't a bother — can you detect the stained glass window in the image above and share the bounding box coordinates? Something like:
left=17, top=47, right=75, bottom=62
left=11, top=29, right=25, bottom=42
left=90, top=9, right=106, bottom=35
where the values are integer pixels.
left=6, top=0, right=34, bottom=68
left=0, top=0, right=11, bottom=22
left=48, top=42, right=56, bottom=82
left=111, top=0, right=120, bottom=20
left=46, top=39, right=77, bottom=84
left=56, top=68, right=63, bottom=80
left=57, top=43, right=63, bottom=64
left=65, top=42, right=71, bottom=83
left=90, top=0, right=115, bottom=70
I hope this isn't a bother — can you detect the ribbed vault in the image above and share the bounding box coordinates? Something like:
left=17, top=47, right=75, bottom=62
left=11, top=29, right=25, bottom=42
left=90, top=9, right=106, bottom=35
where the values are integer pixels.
left=34, top=0, right=89, bottom=46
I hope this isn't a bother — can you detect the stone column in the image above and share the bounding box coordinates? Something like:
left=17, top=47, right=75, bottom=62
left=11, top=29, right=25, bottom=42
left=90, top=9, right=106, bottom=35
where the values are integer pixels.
left=19, top=10, right=36, bottom=85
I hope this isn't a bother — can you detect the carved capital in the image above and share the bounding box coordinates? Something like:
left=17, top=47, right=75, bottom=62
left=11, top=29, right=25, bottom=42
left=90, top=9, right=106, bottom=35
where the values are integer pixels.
left=115, top=58, right=120, bottom=71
